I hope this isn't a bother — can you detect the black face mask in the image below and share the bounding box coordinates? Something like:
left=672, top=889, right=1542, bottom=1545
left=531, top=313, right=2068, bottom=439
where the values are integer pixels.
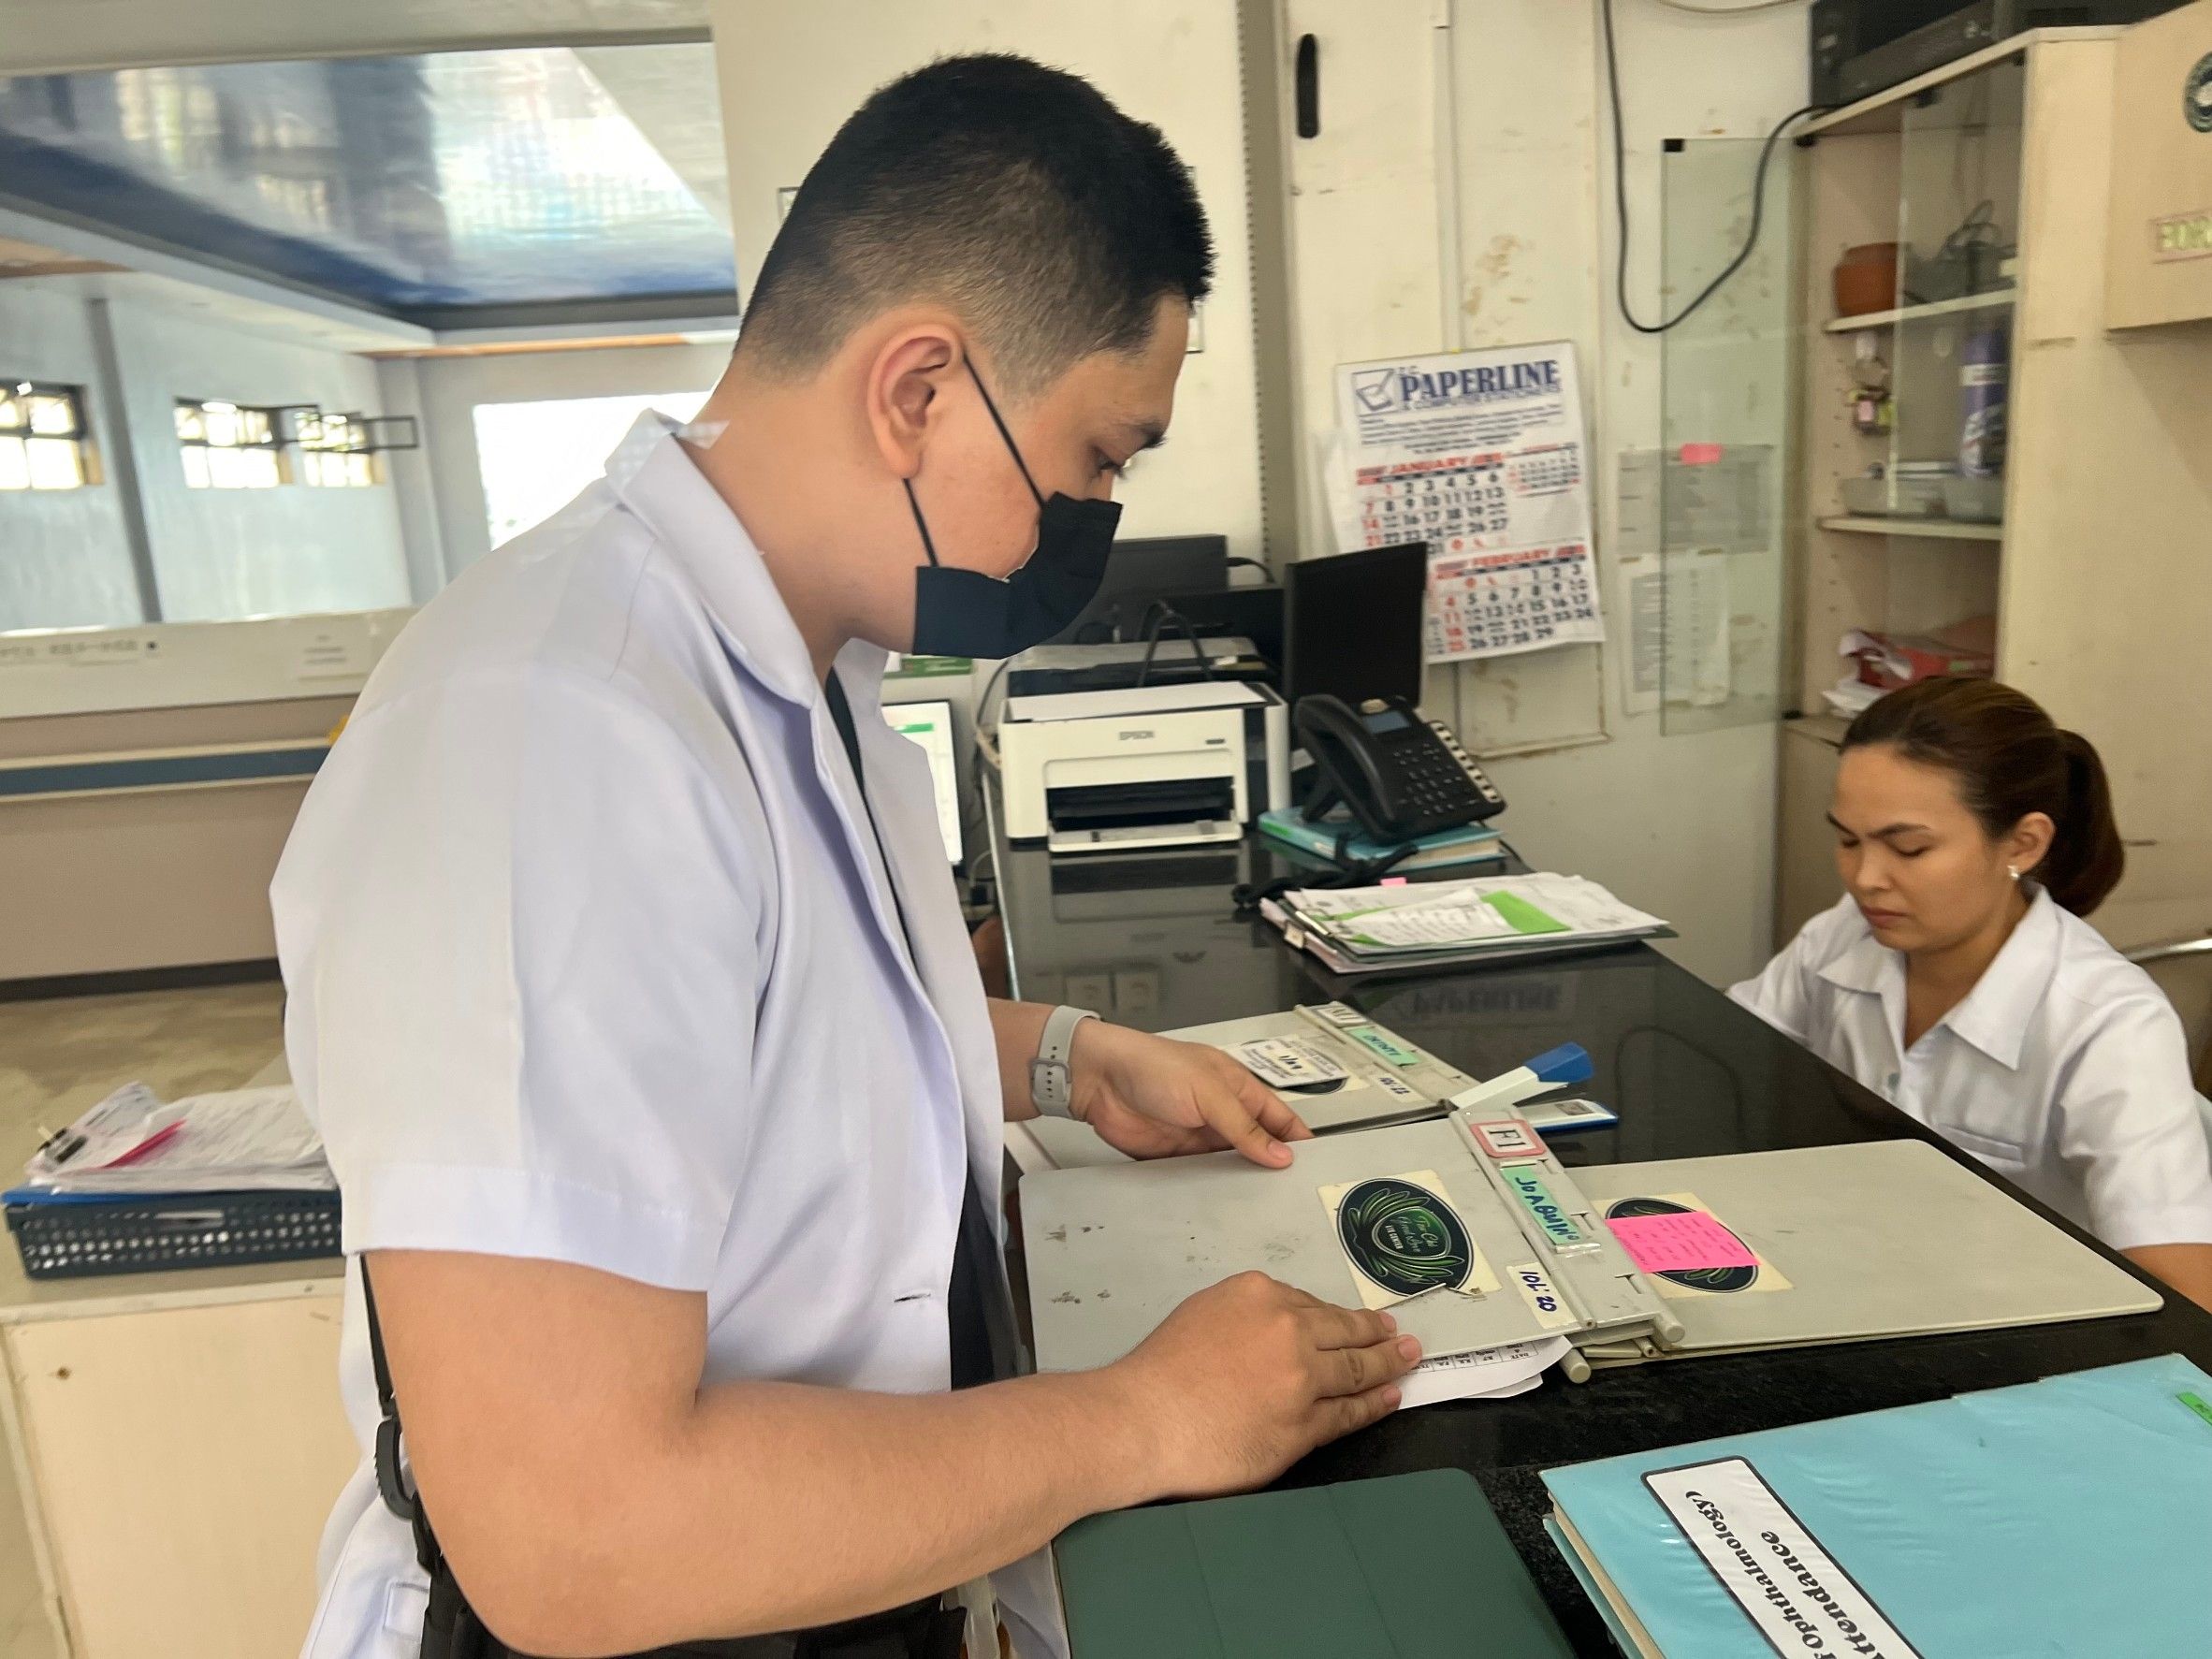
left=905, top=361, right=1121, bottom=659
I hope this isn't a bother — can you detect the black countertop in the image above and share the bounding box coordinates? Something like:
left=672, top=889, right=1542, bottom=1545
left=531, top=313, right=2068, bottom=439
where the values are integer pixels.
left=989, top=816, right=2212, bottom=1654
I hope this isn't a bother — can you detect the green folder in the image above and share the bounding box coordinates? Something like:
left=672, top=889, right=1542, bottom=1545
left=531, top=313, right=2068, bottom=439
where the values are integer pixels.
left=1055, top=1470, right=1576, bottom=1658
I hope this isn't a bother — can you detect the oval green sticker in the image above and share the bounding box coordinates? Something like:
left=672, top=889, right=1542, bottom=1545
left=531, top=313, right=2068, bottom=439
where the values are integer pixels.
left=1335, top=1176, right=1474, bottom=1298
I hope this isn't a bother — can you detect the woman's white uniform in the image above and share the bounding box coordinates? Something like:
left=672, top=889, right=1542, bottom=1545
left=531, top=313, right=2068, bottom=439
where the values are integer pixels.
left=1731, top=889, right=2212, bottom=1252
left=272, top=415, right=1052, bottom=1657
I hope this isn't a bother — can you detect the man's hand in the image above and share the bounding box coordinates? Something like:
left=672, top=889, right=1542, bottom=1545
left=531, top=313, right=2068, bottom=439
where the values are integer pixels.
left=1068, top=1021, right=1313, bottom=1166
left=1105, top=1273, right=1420, bottom=1499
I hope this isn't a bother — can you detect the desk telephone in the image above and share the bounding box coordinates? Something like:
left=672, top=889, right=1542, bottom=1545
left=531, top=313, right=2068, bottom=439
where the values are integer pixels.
left=1294, top=693, right=1506, bottom=842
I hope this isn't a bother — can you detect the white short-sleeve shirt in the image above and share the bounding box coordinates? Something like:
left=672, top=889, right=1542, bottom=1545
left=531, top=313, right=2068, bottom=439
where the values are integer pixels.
left=1730, top=889, right=2212, bottom=1253
left=275, top=415, right=1015, bottom=1658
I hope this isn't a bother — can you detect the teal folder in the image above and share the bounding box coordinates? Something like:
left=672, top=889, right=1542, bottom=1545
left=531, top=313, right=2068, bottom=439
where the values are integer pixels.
left=1055, top=1470, right=1574, bottom=1659
left=1542, top=1354, right=2212, bottom=1657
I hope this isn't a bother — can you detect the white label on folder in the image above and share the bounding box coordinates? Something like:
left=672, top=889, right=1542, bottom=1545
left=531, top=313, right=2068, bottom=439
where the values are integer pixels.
left=1232, top=1038, right=1347, bottom=1089
left=1308, top=1002, right=1368, bottom=1027
left=1507, top=1261, right=1577, bottom=1330
left=1371, top=1071, right=1419, bottom=1100
left=1474, top=1120, right=1543, bottom=1159
left=1643, top=1458, right=1924, bottom=1659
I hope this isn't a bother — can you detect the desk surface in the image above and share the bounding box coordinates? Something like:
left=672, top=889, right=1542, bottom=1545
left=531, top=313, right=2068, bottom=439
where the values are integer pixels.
left=990, top=821, right=2212, bottom=1655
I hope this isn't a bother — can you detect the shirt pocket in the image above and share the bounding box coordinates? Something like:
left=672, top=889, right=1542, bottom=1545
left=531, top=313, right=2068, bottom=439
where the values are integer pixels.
left=1936, top=1118, right=2030, bottom=1169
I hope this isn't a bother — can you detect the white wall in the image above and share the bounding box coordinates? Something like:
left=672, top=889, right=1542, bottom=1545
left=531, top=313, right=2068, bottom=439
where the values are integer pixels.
left=108, top=298, right=414, bottom=621
left=706, top=0, right=1266, bottom=563
left=1274, top=0, right=1808, bottom=986
left=402, top=340, right=734, bottom=575
left=0, top=282, right=145, bottom=631
left=0, top=284, right=418, bottom=632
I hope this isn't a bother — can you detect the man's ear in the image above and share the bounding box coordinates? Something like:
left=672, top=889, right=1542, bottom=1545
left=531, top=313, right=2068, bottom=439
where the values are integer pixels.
left=866, top=326, right=961, bottom=480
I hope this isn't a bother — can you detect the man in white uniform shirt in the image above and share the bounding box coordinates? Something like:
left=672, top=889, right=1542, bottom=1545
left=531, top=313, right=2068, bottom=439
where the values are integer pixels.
left=275, top=55, right=1419, bottom=1659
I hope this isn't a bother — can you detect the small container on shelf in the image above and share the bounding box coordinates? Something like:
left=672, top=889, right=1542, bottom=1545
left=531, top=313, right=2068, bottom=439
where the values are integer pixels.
left=1941, top=474, right=2004, bottom=523
left=1839, top=467, right=1947, bottom=519
left=1833, top=242, right=1900, bottom=319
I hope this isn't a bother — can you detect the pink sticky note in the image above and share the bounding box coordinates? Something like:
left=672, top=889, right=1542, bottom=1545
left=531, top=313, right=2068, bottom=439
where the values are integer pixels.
left=1379, top=876, right=1408, bottom=887
left=1605, top=1210, right=1758, bottom=1274
left=1678, top=443, right=1724, bottom=466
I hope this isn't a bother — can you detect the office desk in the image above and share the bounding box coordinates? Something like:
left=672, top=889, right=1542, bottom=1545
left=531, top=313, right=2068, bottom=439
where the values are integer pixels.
left=989, top=823, right=2212, bottom=1654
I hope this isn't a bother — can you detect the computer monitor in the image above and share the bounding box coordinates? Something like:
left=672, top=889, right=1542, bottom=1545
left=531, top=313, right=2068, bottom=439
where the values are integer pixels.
left=884, top=699, right=964, bottom=865
left=1049, top=534, right=1230, bottom=645
left=1284, top=541, right=1429, bottom=707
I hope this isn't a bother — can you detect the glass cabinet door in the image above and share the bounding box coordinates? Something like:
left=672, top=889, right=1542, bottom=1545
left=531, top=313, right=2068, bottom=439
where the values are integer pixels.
left=1653, top=135, right=1800, bottom=735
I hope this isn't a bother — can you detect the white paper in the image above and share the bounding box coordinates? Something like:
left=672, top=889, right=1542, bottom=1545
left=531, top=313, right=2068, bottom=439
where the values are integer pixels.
left=21, top=1084, right=332, bottom=1194
left=1231, top=1037, right=1350, bottom=1090
left=1330, top=344, right=1604, bottom=664
left=1397, top=1334, right=1571, bottom=1409
left=1329, top=903, right=1521, bottom=950
left=1005, top=679, right=1261, bottom=725
left=1616, top=446, right=1775, bottom=560
left=1644, top=1458, right=1925, bottom=1659
left=1288, top=874, right=1667, bottom=956
left=1619, top=549, right=1731, bottom=716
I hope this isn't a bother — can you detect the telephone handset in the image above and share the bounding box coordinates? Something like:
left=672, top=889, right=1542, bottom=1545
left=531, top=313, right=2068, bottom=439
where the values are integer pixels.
left=1293, top=693, right=1506, bottom=843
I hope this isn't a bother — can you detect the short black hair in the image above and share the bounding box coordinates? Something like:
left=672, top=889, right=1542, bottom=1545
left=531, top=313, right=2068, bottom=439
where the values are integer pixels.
left=735, top=53, right=1213, bottom=397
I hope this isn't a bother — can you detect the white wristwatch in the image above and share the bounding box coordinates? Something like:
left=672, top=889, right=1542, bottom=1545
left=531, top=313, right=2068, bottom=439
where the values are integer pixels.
left=1030, top=1005, right=1099, bottom=1120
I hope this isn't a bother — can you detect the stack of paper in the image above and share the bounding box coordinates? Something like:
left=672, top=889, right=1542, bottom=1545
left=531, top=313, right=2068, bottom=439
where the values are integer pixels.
left=13, top=1082, right=334, bottom=1200
left=1260, top=873, right=1669, bottom=975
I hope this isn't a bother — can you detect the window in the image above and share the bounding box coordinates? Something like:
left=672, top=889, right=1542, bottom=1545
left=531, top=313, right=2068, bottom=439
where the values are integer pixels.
left=473, top=391, right=708, bottom=549
left=0, top=381, right=92, bottom=490
left=294, top=411, right=379, bottom=488
left=176, top=400, right=283, bottom=488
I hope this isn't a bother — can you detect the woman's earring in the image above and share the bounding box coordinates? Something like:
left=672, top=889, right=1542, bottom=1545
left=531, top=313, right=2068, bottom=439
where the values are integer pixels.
left=2007, top=865, right=2020, bottom=881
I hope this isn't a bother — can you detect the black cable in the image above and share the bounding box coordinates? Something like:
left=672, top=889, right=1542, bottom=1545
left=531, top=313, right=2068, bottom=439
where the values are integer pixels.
left=1231, top=825, right=1419, bottom=913
left=1133, top=604, right=1215, bottom=689
left=978, top=654, right=1014, bottom=736
left=1600, top=0, right=1826, bottom=335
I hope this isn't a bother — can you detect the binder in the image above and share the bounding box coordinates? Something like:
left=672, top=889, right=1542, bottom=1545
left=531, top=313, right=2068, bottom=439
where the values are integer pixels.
left=1540, top=1354, right=2212, bottom=1658
left=1022, top=1013, right=2160, bottom=1384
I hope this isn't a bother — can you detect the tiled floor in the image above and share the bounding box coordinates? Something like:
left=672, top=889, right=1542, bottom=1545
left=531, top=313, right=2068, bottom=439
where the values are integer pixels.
left=0, top=980, right=286, bottom=1659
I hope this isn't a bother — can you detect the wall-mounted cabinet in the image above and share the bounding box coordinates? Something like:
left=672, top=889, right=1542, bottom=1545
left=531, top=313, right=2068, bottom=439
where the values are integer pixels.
left=2106, top=0, right=2212, bottom=329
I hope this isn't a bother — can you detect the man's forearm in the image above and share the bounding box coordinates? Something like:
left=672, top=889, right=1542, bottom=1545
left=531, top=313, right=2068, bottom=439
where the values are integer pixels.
left=469, top=1366, right=1152, bottom=1655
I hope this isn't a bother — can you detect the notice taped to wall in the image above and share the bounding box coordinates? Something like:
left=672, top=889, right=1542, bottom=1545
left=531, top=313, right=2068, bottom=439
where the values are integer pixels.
left=1327, top=343, right=1604, bottom=664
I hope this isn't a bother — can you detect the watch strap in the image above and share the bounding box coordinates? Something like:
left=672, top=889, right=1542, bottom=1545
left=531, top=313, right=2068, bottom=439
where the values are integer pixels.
left=1031, top=1005, right=1099, bottom=1119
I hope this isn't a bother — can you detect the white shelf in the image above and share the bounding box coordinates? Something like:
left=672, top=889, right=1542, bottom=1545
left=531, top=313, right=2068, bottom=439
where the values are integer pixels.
left=1825, top=288, right=2016, bottom=334
left=1818, top=516, right=2003, bottom=542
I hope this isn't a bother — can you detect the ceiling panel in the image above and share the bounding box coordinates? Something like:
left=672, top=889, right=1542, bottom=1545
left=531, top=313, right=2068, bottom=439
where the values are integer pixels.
left=0, top=45, right=737, bottom=319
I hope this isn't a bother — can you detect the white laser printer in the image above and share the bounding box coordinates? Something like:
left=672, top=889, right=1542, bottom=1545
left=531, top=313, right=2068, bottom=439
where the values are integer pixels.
left=997, top=643, right=1289, bottom=853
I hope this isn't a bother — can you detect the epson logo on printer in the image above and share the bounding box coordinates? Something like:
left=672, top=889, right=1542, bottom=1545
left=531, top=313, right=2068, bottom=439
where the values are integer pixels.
left=1350, top=357, right=1561, bottom=415
left=1117, top=728, right=1155, bottom=741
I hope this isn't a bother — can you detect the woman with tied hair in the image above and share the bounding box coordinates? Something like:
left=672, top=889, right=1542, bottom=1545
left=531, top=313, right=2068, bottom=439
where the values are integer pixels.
left=1732, top=677, right=2212, bottom=1311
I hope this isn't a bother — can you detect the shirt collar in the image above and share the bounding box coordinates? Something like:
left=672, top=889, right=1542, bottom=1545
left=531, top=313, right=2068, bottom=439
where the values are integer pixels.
left=1937, top=885, right=2064, bottom=1069
left=602, top=412, right=819, bottom=707
left=1816, top=886, right=2062, bottom=1070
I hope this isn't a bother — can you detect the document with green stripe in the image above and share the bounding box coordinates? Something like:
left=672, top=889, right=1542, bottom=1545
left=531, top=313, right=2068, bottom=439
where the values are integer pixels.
left=1055, top=1470, right=1575, bottom=1659
left=1273, top=872, right=1668, bottom=972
